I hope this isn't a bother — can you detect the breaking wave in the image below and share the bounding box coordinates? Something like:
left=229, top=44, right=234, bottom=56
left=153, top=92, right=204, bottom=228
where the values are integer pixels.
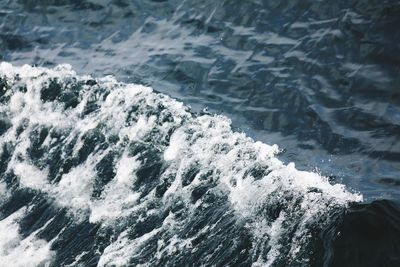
left=0, top=63, right=362, bottom=266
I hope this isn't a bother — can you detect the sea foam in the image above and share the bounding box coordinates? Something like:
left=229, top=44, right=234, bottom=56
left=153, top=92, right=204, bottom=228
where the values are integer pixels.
left=0, top=63, right=361, bottom=266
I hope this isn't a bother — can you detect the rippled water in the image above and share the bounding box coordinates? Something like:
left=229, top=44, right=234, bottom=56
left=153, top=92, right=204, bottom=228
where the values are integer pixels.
left=2, top=0, right=399, bottom=200
left=0, top=1, right=399, bottom=266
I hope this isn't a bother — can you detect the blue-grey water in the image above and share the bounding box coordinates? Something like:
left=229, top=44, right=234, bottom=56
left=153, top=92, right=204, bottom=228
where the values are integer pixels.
left=0, top=1, right=399, bottom=266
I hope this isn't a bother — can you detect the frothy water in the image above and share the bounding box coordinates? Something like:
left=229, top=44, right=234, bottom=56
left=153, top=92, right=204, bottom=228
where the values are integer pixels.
left=2, top=0, right=399, bottom=201
left=0, top=63, right=361, bottom=266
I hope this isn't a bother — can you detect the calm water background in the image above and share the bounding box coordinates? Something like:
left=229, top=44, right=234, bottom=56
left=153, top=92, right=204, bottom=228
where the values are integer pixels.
left=1, top=0, right=399, bottom=201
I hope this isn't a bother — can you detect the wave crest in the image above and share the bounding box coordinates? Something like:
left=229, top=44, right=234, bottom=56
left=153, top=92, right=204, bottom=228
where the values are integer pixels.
left=0, top=63, right=361, bottom=266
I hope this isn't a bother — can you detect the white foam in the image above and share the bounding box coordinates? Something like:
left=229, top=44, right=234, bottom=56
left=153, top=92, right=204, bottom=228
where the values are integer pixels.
left=164, top=130, right=187, bottom=161
left=0, top=181, right=10, bottom=207
left=0, top=63, right=362, bottom=266
left=98, top=228, right=161, bottom=267
left=52, top=161, right=97, bottom=214
left=12, top=162, right=49, bottom=191
left=89, top=154, right=142, bottom=223
left=0, top=209, right=54, bottom=267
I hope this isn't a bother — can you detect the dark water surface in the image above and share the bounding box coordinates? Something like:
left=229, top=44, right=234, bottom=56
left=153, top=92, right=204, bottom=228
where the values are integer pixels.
left=0, top=0, right=400, bottom=266
left=1, top=0, right=400, bottom=200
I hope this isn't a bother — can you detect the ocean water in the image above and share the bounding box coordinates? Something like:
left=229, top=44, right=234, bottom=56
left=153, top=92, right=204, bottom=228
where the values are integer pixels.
left=0, top=1, right=399, bottom=266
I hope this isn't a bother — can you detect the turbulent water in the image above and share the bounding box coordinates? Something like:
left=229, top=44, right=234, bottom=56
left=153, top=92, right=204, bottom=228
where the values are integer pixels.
left=0, top=63, right=361, bottom=266
left=1, top=0, right=400, bottom=200
left=0, top=0, right=400, bottom=266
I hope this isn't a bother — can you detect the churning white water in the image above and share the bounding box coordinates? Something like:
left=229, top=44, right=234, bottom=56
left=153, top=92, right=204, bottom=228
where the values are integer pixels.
left=0, top=63, right=361, bottom=266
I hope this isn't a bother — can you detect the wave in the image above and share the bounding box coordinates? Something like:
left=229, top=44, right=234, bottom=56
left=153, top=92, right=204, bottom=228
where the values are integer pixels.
left=330, top=200, right=400, bottom=267
left=0, top=63, right=361, bottom=266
